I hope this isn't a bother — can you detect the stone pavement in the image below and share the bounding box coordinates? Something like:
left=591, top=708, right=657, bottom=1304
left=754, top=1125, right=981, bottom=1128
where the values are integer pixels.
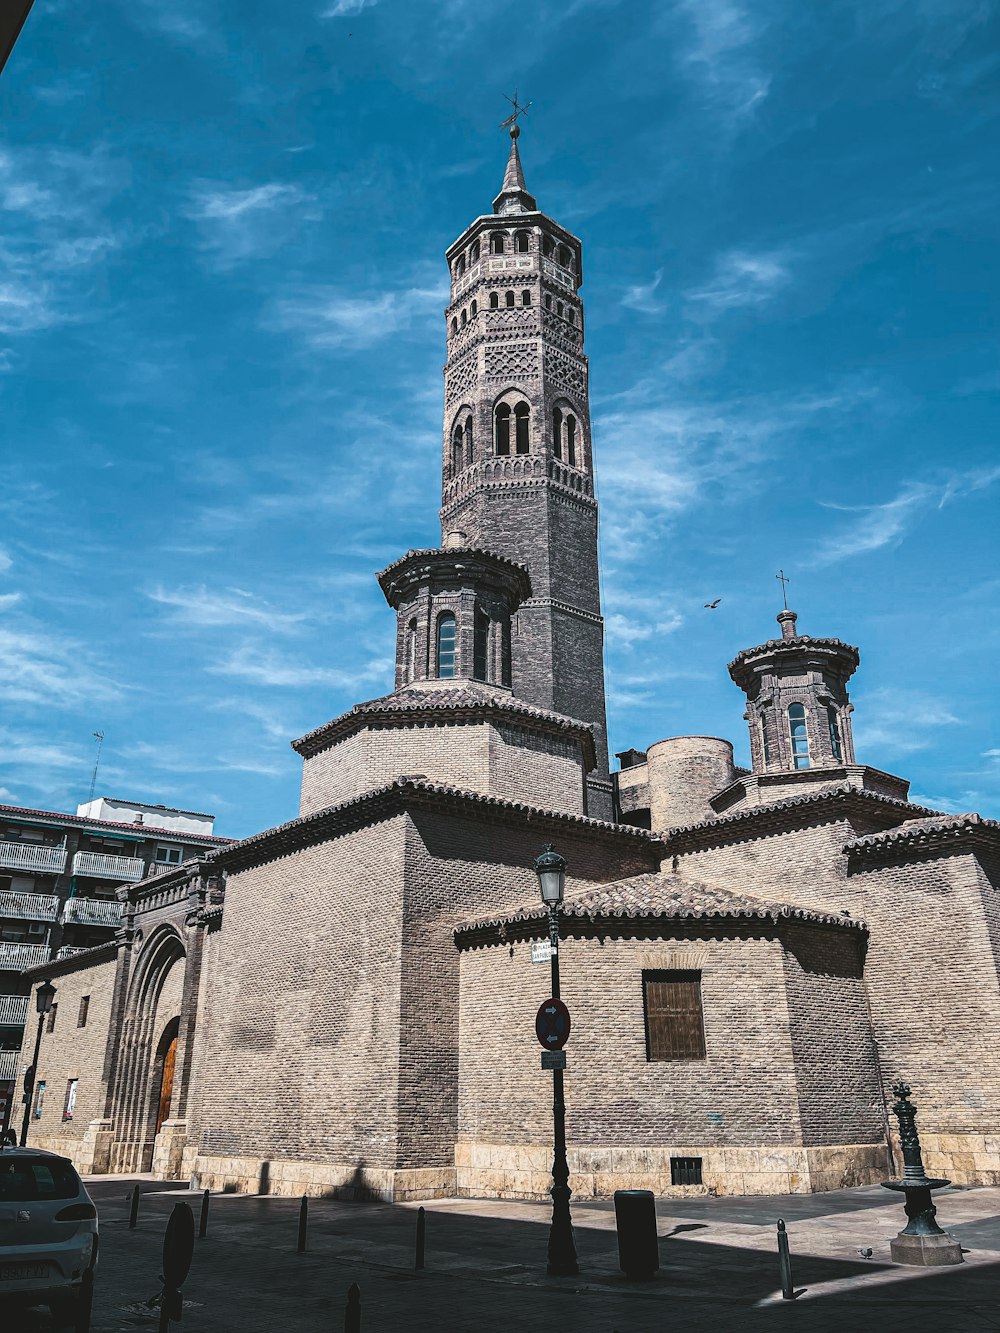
left=5, top=1178, right=1000, bottom=1332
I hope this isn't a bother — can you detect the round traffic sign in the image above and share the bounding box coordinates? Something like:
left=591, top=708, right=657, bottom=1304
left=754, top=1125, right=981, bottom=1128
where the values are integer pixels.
left=535, top=998, right=571, bottom=1050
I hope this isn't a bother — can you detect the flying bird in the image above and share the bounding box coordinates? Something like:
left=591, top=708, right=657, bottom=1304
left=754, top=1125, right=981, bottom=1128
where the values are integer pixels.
left=857, top=1248, right=873, bottom=1260
left=704, top=598, right=722, bottom=609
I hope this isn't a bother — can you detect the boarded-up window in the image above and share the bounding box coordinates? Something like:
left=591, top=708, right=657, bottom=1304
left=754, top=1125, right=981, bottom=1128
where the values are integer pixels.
left=77, top=996, right=90, bottom=1028
left=643, top=970, right=706, bottom=1061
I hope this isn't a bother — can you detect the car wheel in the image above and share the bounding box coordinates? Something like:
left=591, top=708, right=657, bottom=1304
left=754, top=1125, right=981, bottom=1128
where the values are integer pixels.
left=48, top=1291, right=80, bottom=1328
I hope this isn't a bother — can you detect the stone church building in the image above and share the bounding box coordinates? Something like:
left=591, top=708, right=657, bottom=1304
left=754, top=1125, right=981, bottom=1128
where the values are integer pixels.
left=22, top=130, right=1000, bottom=1201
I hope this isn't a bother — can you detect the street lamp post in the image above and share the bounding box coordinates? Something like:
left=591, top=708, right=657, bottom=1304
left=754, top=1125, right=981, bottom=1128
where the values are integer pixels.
left=19, top=979, right=56, bottom=1147
left=534, top=845, right=579, bottom=1277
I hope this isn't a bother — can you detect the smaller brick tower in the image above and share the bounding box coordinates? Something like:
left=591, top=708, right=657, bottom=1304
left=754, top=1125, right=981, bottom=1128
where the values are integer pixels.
left=728, top=609, right=859, bottom=775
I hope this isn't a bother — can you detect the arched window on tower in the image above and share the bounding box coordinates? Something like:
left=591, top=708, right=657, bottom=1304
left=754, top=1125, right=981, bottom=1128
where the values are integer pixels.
left=521, top=290, right=531, bottom=306
left=514, top=402, right=530, bottom=454
left=759, top=714, right=773, bottom=767
left=828, top=708, right=843, bottom=761
left=494, top=402, right=511, bottom=455
left=463, top=416, right=472, bottom=466
left=505, top=290, right=515, bottom=308
left=490, top=233, right=506, bottom=255
left=470, top=240, right=480, bottom=262
left=788, top=703, right=810, bottom=769
left=556, top=300, right=564, bottom=318
left=450, top=317, right=458, bottom=334
left=455, top=255, right=466, bottom=277
left=558, top=244, right=572, bottom=269
left=470, top=299, right=477, bottom=317
left=515, top=231, right=530, bottom=253
left=460, top=308, right=467, bottom=328
left=542, top=236, right=554, bottom=258
left=552, top=406, right=563, bottom=460
left=567, top=308, right=576, bottom=325
left=452, top=423, right=465, bottom=477
left=437, top=613, right=457, bottom=678
left=565, top=414, right=577, bottom=466
left=406, top=619, right=417, bottom=682
left=473, top=606, right=490, bottom=682
left=544, top=294, right=552, bottom=310
left=489, top=292, right=499, bottom=309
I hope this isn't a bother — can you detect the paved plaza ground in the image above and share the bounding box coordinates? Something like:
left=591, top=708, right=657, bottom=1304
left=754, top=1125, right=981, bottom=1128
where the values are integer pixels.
left=5, top=1176, right=1000, bottom=1331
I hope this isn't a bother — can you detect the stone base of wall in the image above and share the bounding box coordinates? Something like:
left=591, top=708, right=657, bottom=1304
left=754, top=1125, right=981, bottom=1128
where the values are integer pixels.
left=28, top=1119, right=114, bottom=1177
left=455, top=1141, right=890, bottom=1199
left=906, top=1133, right=1000, bottom=1187
left=151, top=1119, right=188, bottom=1180
left=190, top=1155, right=457, bottom=1202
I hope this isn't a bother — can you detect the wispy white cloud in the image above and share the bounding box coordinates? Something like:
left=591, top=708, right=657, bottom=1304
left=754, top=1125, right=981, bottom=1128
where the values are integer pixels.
left=186, top=181, right=316, bottom=267
left=207, top=646, right=391, bottom=689
left=147, top=585, right=309, bottom=632
left=622, top=269, right=664, bottom=314
left=117, top=740, right=287, bottom=780
left=320, top=0, right=377, bottom=14
left=854, top=687, right=960, bottom=756
left=0, top=627, right=120, bottom=708
left=270, top=278, right=447, bottom=351
left=688, top=249, right=791, bottom=313
left=0, top=547, right=12, bottom=574
left=672, top=0, right=771, bottom=118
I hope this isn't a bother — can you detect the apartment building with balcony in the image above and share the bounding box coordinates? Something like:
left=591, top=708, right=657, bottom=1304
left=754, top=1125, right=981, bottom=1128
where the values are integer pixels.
left=0, top=796, right=230, bottom=1129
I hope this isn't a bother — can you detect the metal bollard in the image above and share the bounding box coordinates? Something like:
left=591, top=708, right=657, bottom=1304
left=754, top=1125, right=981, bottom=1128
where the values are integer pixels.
left=198, top=1189, right=210, bottom=1240
left=777, top=1219, right=794, bottom=1300
left=76, top=1266, right=94, bottom=1333
left=297, top=1194, right=308, bottom=1253
left=344, top=1282, right=361, bottom=1333
left=613, top=1189, right=659, bottom=1280
left=128, top=1184, right=141, bottom=1230
left=415, top=1206, right=425, bottom=1271
left=158, top=1202, right=195, bottom=1332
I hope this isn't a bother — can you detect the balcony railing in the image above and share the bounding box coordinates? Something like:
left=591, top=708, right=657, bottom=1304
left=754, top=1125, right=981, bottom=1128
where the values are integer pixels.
left=62, top=897, right=122, bottom=928
left=0, top=995, right=28, bottom=1026
left=0, top=1049, right=21, bottom=1082
left=0, top=890, right=60, bottom=922
left=56, top=946, right=90, bottom=960
left=0, top=943, right=48, bottom=971
left=72, top=851, right=145, bottom=882
left=0, top=840, right=67, bottom=875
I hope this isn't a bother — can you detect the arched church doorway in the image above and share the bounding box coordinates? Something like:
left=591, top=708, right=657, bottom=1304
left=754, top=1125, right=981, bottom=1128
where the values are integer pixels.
left=154, top=1017, right=180, bottom=1136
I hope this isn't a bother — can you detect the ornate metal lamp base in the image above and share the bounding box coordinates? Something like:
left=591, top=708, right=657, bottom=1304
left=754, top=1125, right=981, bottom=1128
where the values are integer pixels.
left=890, top=1232, right=963, bottom=1267
left=882, top=1081, right=963, bottom=1268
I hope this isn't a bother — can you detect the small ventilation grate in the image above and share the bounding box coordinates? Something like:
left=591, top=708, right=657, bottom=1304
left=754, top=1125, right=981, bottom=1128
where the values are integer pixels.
left=670, top=1156, right=703, bottom=1186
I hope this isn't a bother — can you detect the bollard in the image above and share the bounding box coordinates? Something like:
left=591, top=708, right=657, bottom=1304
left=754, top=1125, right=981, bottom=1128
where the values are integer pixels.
left=344, top=1282, right=361, bottom=1333
left=128, top=1183, right=141, bottom=1230
left=75, top=1266, right=94, bottom=1333
left=415, top=1206, right=425, bottom=1271
left=613, top=1189, right=659, bottom=1280
left=198, top=1189, right=210, bottom=1240
left=158, top=1201, right=195, bottom=1331
left=777, top=1219, right=794, bottom=1300
left=297, top=1194, right=308, bottom=1253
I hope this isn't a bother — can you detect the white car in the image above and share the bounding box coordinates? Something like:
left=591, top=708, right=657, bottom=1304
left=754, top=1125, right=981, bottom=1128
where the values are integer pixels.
left=0, top=1146, right=99, bottom=1326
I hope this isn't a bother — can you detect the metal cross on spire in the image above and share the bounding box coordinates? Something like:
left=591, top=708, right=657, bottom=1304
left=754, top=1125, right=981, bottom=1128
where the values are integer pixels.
left=775, top=569, right=791, bottom=610
left=500, top=90, right=532, bottom=133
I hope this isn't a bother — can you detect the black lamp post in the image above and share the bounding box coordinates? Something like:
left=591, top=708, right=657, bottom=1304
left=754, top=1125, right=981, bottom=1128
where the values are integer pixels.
left=19, top=979, right=56, bottom=1148
left=534, top=844, right=579, bottom=1277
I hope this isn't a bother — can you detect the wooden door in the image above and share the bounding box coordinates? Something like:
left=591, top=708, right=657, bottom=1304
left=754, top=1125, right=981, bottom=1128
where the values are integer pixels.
left=155, top=1035, right=177, bottom=1134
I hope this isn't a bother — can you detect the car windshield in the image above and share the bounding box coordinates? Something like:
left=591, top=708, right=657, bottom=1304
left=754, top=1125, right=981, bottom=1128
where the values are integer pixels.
left=0, top=1156, right=80, bottom=1202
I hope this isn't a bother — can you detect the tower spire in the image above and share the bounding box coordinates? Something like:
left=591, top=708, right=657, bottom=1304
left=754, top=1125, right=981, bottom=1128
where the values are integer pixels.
left=493, top=125, right=537, bottom=215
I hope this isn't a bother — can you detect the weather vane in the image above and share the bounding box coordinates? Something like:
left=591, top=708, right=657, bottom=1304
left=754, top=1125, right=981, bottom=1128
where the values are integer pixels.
left=775, top=569, right=790, bottom=610
left=500, top=90, right=532, bottom=136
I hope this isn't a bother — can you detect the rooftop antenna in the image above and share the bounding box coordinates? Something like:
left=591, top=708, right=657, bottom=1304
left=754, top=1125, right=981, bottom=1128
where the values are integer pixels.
left=775, top=569, right=791, bottom=611
left=499, top=90, right=532, bottom=133
left=87, top=730, right=105, bottom=806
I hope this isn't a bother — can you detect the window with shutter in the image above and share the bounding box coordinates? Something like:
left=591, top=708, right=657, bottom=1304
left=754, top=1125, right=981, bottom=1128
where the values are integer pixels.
left=643, top=970, right=706, bottom=1061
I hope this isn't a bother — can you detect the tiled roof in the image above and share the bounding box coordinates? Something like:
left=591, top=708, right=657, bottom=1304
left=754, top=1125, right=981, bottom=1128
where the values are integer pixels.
left=292, top=683, right=596, bottom=767
left=0, top=803, right=231, bottom=845
left=211, top=776, right=660, bottom=873
left=728, top=634, right=859, bottom=674
left=376, top=546, right=530, bottom=583
left=456, top=871, right=864, bottom=939
left=844, top=812, right=1000, bottom=859
left=661, top=785, right=939, bottom=852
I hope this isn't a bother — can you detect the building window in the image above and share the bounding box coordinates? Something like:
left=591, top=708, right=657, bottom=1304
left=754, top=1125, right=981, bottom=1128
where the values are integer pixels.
left=565, top=414, right=576, bottom=467
left=828, top=708, right=843, bottom=761
left=450, top=317, right=458, bottom=334
left=515, top=230, right=530, bottom=253
left=788, top=703, right=810, bottom=769
left=505, top=290, right=515, bottom=308
left=558, top=244, right=572, bottom=269
left=470, top=299, right=477, bottom=317
left=514, top=402, right=530, bottom=454
left=542, top=235, right=554, bottom=258
left=759, top=715, right=773, bottom=767
left=494, top=402, right=511, bottom=455
left=500, top=618, right=512, bottom=687
left=544, top=294, right=552, bottom=310
left=460, top=308, right=467, bottom=328
left=470, top=240, right=480, bottom=262
left=62, top=1078, right=78, bottom=1122
left=552, top=406, right=563, bottom=460
left=406, top=619, right=417, bottom=682
left=33, top=1080, right=45, bottom=1120
left=46, top=1002, right=58, bottom=1034
left=436, top=614, right=457, bottom=679
left=490, top=232, right=506, bottom=255
left=556, top=300, right=564, bottom=318
left=567, top=308, right=576, bottom=325
left=671, top=1156, right=703, bottom=1186
left=521, top=290, right=531, bottom=307
left=643, top=970, right=706, bottom=1061
left=473, top=607, right=490, bottom=682
left=77, top=996, right=90, bottom=1029
left=489, top=291, right=499, bottom=309
left=452, top=423, right=464, bottom=476
left=155, top=845, right=182, bottom=865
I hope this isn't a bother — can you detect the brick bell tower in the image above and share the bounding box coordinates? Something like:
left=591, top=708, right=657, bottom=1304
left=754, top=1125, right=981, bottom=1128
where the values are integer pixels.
left=438, top=125, right=612, bottom=818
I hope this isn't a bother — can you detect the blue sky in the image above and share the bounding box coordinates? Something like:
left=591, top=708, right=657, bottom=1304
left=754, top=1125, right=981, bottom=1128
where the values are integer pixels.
left=1, top=0, right=997, bottom=837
